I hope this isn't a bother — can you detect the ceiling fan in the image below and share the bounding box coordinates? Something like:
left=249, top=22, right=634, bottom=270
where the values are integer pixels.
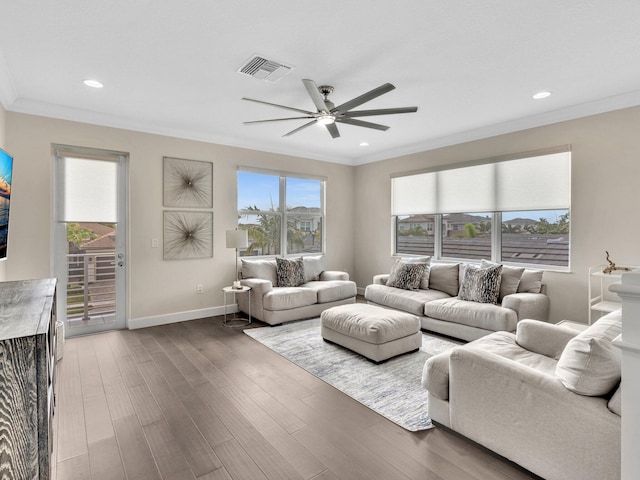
left=242, top=79, right=418, bottom=138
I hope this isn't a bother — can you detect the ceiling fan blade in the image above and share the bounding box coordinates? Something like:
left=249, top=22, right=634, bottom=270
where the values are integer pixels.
left=244, top=116, right=314, bottom=125
left=336, top=117, right=389, bottom=131
left=343, top=107, right=418, bottom=117
left=242, top=97, right=315, bottom=115
left=283, top=120, right=318, bottom=137
left=333, top=83, right=396, bottom=114
left=302, top=79, right=330, bottom=113
left=325, top=122, right=340, bottom=138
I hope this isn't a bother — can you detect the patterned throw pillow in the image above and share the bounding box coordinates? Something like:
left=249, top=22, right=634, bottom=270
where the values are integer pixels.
left=458, top=264, right=503, bottom=304
left=387, top=260, right=428, bottom=291
left=276, top=257, right=305, bottom=287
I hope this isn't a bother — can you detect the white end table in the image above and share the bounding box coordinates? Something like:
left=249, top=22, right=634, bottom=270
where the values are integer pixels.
left=223, top=286, right=251, bottom=327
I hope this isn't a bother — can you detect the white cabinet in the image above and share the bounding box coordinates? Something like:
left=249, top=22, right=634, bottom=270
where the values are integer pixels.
left=589, top=265, right=637, bottom=324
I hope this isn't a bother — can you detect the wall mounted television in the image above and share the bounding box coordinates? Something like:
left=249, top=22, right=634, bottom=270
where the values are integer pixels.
left=0, top=148, right=13, bottom=259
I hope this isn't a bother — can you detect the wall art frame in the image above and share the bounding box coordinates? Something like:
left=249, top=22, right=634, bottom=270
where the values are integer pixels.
left=163, top=157, right=213, bottom=208
left=163, top=210, right=213, bottom=260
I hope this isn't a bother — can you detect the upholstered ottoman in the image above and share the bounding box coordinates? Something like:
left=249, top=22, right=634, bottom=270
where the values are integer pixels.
left=320, top=304, right=422, bottom=363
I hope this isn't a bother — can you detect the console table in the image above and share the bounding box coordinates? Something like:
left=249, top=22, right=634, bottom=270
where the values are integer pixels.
left=0, top=278, right=57, bottom=479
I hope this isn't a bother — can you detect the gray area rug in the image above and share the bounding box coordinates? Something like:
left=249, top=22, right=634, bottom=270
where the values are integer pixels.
left=245, top=318, right=460, bottom=431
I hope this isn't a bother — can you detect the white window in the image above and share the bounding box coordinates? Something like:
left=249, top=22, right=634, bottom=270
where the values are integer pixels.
left=392, top=150, right=571, bottom=268
left=237, top=169, right=325, bottom=256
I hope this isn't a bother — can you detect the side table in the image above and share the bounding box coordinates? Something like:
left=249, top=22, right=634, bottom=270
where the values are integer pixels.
left=223, top=286, right=251, bottom=327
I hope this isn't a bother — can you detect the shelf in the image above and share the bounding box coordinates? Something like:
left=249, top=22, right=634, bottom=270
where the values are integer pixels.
left=591, top=300, right=622, bottom=313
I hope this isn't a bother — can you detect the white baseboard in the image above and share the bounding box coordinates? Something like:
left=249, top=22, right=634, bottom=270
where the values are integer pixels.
left=357, top=286, right=366, bottom=296
left=128, top=304, right=236, bottom=330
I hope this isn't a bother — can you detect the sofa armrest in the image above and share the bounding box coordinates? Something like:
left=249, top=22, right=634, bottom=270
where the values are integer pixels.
left=449, top=347, right=620, bottom=480
left=422, top=350, right=453, bottom=400
left=320, top=270, right=349, bottom=281
left=240, top=277, right=273, bottom=294
left=515, top=319, right=578, bottom=359
left=373, top=273, right=389, bottom=285
left=501, top=292, right=550, bottom=322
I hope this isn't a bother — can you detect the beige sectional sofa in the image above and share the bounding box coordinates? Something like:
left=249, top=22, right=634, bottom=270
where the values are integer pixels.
left=422, top=310, right=622, bottom=480
left=237, top=256, right=357, bottom=325
left=365, top=259, right=550, bottom=341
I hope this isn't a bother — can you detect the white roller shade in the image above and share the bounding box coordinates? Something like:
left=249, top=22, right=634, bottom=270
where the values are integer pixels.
left=436, top=163, right=495, bottom=213
left=392, top=172, right=436, bottom=215
left=62, top=157, right=117, bottom=222
left=392, top=150, right=570, bottom=215
left=496, top=152, right=571, bottom=211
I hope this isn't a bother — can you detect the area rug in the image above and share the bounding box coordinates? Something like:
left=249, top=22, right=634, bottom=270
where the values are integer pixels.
left=244, top=318, right=461, bottom=431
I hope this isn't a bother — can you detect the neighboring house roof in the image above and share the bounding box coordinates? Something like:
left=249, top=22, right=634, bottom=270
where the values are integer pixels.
left=443, top=213, right=490, bottom=224
left=398, top=214, right=435, bottom=223
left=77, top=223, right=116, bottom=250
left=503, top=217, right=538, bottom=226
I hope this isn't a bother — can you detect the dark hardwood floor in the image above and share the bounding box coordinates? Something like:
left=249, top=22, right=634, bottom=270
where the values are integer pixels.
left=54, top=315, right=540, bottom=480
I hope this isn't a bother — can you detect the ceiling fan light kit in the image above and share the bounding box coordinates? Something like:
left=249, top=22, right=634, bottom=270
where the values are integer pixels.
left=242, top=79, right=418, bottom=139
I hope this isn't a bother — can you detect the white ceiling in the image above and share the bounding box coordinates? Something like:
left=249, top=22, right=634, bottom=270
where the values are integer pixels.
left=1, top=1, right=640, bottom=165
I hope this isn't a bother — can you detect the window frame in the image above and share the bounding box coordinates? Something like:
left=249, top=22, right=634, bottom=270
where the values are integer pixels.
left=237, top=168, right=326, bottom=257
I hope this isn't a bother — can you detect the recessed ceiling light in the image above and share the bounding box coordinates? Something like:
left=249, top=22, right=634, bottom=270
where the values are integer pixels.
left=360, top=142, right=369, bottom=147
left=83, top=79, right=104, bottom=88
left=533, top=91, right=551, bottom=100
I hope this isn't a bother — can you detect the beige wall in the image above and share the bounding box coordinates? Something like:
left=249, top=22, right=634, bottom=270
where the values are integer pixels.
left=5, top=112, right=355, bottom=323
left=354, top=106, right=640, bottom=323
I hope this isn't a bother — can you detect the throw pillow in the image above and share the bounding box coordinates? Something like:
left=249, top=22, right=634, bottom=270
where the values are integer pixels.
left=302, top=255, right=324, bottom=282
left=393, top=256, right=431, bottom=289
left=517, top=269, right=544, bottom=293
left=555, top=312, right=622, bottom=396
left=275, top=257, right=305, bottom=287
left=480, top=259, right=525, bottom=301
left=428, top=263, right=460, bottom=297
left=458, top=264, right=503, bottom=304
left=386, top=260, right=428, bottom=291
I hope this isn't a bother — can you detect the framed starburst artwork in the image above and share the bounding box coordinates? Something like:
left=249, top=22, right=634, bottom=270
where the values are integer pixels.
left=163, top=157, right=213, bottom=208
left=163, top=211, right=213, bottom=260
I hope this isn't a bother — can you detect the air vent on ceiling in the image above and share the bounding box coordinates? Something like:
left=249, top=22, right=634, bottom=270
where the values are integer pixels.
left=237, top=55, right=293, bottom=83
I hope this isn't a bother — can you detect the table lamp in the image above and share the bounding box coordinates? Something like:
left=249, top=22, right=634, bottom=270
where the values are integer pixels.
left=226, top=229, right=248, bottom=289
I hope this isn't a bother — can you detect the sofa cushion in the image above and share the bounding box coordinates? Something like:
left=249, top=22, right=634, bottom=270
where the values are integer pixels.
left=458, top=264, right=503, bottom=304
left=555, top=310, right=622, bottom=396
left=480, top=260, right=525, bottom=301
left=365, top=284, right=449, bottom=316
left=276, top=257, right=305, bottom=287
left=517, top=269, right=544, bottom=293
left=422, top=330, right=559, bottom=401
left=303, top=255, right=324, bottom=282
left=428, top=263, right=459, bottom=296
left=304, top=280, right=357, bottom=304
left=263, top=287, right=317, bottom=311
left=387, top=259, right=428, bottom=291
left=241, top=258, right=277, bottom=285
left=424, top=297, right=517, bottom=332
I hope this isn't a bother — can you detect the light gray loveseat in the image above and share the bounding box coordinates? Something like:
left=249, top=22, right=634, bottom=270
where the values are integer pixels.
left=422, top=310, right=622, bottom=480
left=237, top=256, right=357, bottom=325
left=365, top=259, right=550, bottom=341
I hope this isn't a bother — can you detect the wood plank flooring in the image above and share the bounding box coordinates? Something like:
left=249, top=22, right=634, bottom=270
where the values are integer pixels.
left=54, top=315, right=541, bottom=480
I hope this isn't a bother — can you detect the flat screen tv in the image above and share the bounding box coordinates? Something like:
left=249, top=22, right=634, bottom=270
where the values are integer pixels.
left=0, top=148, right=13, bottom=259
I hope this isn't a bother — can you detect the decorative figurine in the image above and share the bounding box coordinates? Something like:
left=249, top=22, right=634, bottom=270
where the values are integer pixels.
left=602, top=251, right=632, bottom=274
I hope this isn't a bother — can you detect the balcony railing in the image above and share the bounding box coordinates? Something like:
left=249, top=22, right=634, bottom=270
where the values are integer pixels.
left=67, top=252, right=116, bottom=321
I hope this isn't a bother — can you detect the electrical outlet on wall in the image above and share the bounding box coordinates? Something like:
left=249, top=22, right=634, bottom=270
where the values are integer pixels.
left=196, top=284, right=203, bottom=294
left=151, top=238, right=159, bottom=248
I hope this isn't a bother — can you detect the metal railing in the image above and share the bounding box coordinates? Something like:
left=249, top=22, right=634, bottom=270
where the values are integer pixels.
left=66, top=252, right=116, bottom=320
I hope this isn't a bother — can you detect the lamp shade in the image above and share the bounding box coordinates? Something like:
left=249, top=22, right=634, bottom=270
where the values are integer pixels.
left=226, top=229, right=248, bottom=249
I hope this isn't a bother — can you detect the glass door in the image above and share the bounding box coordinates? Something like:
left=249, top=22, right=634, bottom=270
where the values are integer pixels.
left=53, top=145, right=128, bottom=337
